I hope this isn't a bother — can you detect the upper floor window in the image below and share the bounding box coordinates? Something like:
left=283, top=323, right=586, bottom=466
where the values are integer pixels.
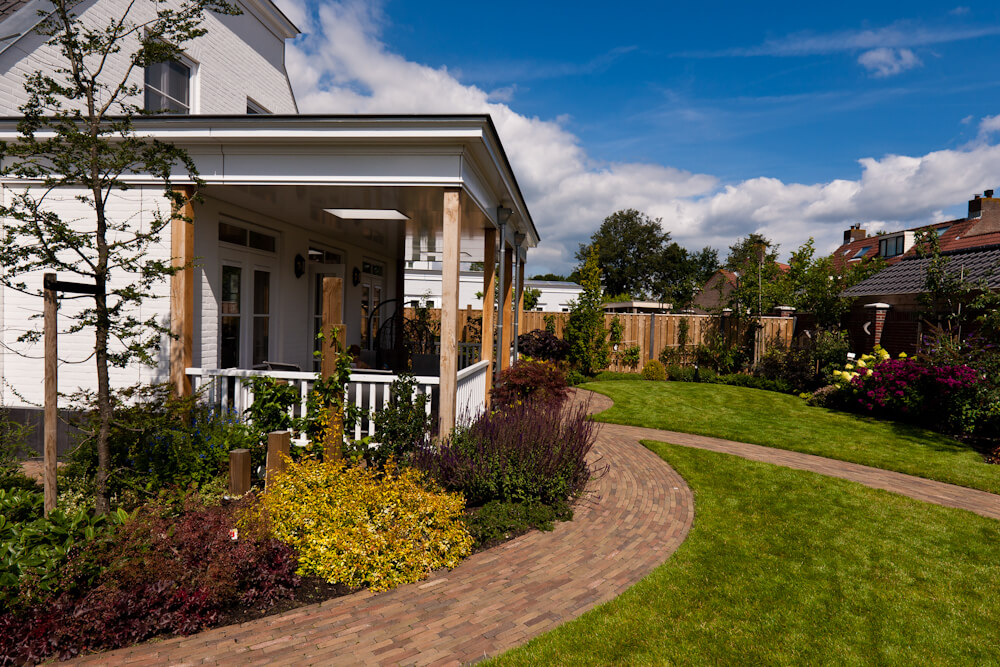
left=145, top=59, right=191, bottom=114
left=879, top=235, right=905, bottom=258
left=247, top=98, right=270, bottom=114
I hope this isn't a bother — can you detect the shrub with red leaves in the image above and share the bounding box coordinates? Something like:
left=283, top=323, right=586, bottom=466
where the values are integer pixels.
left=490, top=358, right=568, bottom=409
left=0, top=498, right=299, bottom=664
left=516, top=329, right=570, bottom=361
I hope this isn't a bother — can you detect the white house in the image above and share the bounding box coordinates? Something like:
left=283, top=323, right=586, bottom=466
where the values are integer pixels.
left=0, top=0, right=537, bottom=441
left=404, top=266, right=582, bottom=314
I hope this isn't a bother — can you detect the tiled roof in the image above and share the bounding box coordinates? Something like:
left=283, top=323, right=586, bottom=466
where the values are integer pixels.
left=0, top=0, right=30, bottom=22
left=841, top=245, right=1000, bottom=297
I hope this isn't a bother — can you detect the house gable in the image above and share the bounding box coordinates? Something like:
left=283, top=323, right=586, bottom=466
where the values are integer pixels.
left=0, top=0, right=298, bottom=115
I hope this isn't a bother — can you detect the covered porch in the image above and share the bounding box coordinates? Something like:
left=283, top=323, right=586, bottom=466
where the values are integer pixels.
left=157, top=115, right=537, bottom=439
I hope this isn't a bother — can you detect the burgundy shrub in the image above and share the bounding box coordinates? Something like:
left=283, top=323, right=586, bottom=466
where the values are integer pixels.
left=490, top=358, right=569, bottom=409
left=0, top=498, right=299, bottom=664
left=414, top=400, right=601, bottom=506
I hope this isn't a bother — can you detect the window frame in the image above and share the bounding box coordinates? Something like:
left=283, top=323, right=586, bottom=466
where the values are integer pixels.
left=143, top=52, right=199, bottom=115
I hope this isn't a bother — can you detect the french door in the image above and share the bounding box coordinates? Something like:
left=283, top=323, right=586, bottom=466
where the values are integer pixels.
left=220, top=258, right=276, bottom=369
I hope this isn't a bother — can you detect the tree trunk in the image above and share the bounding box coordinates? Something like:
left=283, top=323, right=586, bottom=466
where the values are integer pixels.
left=94, top=278, right=111, bottom=515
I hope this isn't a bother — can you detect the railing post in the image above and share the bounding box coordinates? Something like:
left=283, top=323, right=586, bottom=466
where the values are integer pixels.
left=266, top=431, right=291, bottom=489
left=229, top=449, right=251, bottom=496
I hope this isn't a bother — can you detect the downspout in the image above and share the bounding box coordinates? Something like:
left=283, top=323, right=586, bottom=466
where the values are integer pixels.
left=512, top=233, right=526, bottom=361
left=495, top=206, right=512, bottom=380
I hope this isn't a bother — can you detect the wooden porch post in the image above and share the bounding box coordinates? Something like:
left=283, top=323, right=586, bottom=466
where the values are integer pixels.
left=439, top=189, right=462, bottom=440
left=321, top=276, right=345, bottom=460
left=499, top=243, right=514, bottom=372
left=516, top=248, right=526, bottom=335
left=170, top=185, right=195, bottom=396
left=481, top=227, right=497, bottom=404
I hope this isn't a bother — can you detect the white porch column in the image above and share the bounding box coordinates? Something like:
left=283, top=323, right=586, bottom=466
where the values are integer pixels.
left=439, top=189, right=461, bottom=440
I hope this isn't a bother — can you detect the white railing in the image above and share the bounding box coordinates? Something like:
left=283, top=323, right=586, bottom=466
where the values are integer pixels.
left=186, top=367, right=439, bottom=447
left=455, top=359, right=490, bottom=425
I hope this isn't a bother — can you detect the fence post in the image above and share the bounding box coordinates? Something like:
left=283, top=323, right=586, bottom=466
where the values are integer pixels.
left=266, top=430, right=291, bottom=489
left=229, top=449, right=251, bottom=496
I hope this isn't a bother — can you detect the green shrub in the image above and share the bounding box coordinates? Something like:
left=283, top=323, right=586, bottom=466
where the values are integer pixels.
left=715, top=373, right=794, bottom=394
left=463, top=500, right=572, bottom=547
left=592, top=371, right=642, bottom=382
left=367, top=373, right=433, bottom=467
left=695, top=333, right=746, bottom=373
left=641, top=359, right=666, bottom=381
left=0, top=488, right=123, bottom=612
left=565, top=247, right=610, bottom=375
left=245, top=376, right=298, bottom=434
left=754, top=346, right=816, bottom=391
left=246, top=458, right=473, bottom=592
left=67, top=385, right=261, bottom=502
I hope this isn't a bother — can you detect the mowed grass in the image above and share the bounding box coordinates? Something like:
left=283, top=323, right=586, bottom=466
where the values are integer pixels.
left=584, top=380, right=1000, bottom=495
left=491, top=443, right=1000, bottom=665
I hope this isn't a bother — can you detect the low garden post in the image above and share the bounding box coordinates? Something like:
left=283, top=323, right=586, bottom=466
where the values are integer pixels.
left=229, top=449, right=251, bottom=496
left=266, top=430, right=291, bottom=489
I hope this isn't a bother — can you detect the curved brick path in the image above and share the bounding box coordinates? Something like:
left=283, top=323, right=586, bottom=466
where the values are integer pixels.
left=71, top=390, right=694, bottom=666
left=71, top=388, right=1000, bottom=666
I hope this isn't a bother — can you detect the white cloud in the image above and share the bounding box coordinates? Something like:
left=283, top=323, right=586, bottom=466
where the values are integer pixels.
left=276, top=0, right=1000, bottom=273
left=684, top=21, right=1000, bottom=58
left=857, top=48, right=922, bottom=77
left=979, top=114, right=1000, bottom=135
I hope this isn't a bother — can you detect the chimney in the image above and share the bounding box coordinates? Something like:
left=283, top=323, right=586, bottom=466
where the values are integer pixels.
left=843, top=223, right=866, bottom=244
left=967, top=189, right=1000, bottom=237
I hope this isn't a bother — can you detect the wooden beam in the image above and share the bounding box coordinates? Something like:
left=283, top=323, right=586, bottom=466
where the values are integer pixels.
left=499, top=244, right=514, bottom=372
left=43, top=273, right=57, bottom=516
left=480, top=227, right=497, bottom=404
left=439, top=189, right=462, bottom=440
left=170, top=186, right=195, bottom=396
left=321, top=276, right=345, bottom=460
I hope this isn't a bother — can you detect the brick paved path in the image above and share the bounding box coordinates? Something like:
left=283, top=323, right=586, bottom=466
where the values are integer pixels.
left=71, top=391, right=694, bottom=666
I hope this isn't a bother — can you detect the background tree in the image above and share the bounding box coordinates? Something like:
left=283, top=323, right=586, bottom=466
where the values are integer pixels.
left=0, top=0, right=238, bottom=513
left=785, top=238, right=885, bottom=329
left=576, top=208, right=720, bottom=305
left=576, top=209, right=668, bottom=299
left=723, top=233, right=785, bottom=318
left=565, top=246, right=610, bottom=375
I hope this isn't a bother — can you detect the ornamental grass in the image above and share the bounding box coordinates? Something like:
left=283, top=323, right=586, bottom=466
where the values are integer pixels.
left=245, top=458, right=473, bottom=592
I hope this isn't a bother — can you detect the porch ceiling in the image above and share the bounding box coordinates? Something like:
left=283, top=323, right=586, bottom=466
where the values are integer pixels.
left=204, top=183, right=492, bottom=260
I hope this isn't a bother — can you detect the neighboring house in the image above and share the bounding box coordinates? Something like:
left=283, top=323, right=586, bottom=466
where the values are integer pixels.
left=404, top=265, right=581, bottom=313
left=840, top=190, right=1000, bottom=354
left=0, top=0, right=538, bottom=441
left=691, top=264, right=790, bottom=314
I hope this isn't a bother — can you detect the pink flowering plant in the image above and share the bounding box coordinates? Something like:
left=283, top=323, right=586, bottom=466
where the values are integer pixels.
left=833, top=349, right=981, bottom=434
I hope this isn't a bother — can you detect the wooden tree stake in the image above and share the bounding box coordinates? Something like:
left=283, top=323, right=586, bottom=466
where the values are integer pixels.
left=229, top=449, right=251, bottom=496
left=265, top=430, right=291, bottom=489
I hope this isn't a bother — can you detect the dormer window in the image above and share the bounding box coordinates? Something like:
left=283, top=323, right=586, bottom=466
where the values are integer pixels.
left=144, top=59, right=191, bottom=114
left=879, top=235, right=905, bottom=258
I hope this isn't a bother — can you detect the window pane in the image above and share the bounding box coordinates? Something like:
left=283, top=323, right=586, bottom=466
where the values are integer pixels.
left=248, top=230, right=276, bottom=252
left=221, top=316, right=240, bottom=368
left=221, top=266, right=241, bottom=314
left=253, top=270, right=270, bottom=315
left=219, top=222, right=247, bottom=246
left=166, top=61, right=190, bottom=105
left=253, top=317, right=269, bottom=366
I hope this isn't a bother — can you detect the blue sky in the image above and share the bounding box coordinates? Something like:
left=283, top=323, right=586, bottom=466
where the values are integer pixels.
left=277, top=0, right=1000, bottom=274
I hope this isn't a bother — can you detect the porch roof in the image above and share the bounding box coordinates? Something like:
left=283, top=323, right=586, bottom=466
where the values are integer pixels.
left=0, top=114, right=537, bottom=247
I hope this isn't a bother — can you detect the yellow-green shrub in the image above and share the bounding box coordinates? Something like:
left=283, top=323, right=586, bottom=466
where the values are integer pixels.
left=641, top=359, right=666, bottom=381
left=244, top=458, right=473, bottom=592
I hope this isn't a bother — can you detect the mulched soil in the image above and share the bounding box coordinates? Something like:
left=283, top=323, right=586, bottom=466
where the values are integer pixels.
left=215, top=577, right=359, bottom=627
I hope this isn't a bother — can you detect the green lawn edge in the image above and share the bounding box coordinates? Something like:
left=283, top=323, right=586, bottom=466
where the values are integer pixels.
left=581, top=379, right=1000, bottom=495
left=490, top=442, right=1000, bottom=665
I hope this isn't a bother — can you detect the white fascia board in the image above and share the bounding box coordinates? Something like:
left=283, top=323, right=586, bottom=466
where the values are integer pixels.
left=238, top=0, right=299, bottom=40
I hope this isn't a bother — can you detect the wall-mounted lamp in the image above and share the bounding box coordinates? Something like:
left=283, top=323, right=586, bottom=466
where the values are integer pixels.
left=293, top=253, right=305, bottom=279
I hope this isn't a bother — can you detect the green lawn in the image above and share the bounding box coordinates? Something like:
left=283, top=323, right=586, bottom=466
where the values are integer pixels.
left=583, top=380, right=1000, bottom=495
left=491, top=443, right=1000, bottom=665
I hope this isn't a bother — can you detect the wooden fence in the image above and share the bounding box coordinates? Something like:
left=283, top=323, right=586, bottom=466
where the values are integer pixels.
left=407, top=308, right=795, bottom=372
